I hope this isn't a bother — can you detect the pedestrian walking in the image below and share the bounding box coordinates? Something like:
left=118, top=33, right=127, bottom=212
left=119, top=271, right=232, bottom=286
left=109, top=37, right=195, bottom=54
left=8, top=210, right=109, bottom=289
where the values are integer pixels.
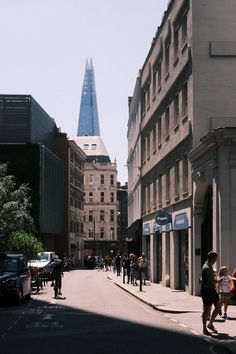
left=115, top=253, right=121, bottom=276
left=51, top=255, right=64, bottom=298
left=200, top=251, right=221, bottom=335
left=138, top=253, right=147, bottom=285
left=130, top=253, right=139, bottom=286
left=218, top=266, right=236, bottom=319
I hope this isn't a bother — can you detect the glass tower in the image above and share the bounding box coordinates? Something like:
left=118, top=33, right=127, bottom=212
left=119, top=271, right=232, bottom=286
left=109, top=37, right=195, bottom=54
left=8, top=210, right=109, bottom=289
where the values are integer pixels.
left=77, top=59, right=100, bottom=136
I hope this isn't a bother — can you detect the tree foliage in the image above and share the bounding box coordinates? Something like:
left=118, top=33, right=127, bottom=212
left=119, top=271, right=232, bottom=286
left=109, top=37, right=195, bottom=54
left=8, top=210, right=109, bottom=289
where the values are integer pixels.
left=7, top=231, right=43, bottom=260
left=0, top=163, right=35, bottom=251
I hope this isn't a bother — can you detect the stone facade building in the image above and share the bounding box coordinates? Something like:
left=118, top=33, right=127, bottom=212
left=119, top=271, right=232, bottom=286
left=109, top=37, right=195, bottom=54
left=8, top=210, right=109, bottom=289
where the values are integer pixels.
left=128, top=0, right=236, bottom=294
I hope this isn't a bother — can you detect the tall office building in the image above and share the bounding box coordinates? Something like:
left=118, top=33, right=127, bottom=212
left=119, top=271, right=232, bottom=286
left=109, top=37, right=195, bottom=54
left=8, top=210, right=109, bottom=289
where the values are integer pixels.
left=77, top=59, right=100, bottom=137
left=73, top=60, right=119, bottom=256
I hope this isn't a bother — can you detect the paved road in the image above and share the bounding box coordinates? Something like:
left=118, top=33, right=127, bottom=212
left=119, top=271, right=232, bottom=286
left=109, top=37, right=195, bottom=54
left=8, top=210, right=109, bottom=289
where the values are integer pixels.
left=0, top=269, right=229, bottom=354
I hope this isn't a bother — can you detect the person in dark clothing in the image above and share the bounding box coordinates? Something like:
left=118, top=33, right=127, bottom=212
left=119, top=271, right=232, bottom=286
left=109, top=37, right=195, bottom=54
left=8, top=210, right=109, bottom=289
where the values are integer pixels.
left=201, top=251, right=221, bottom=335
left=115, top=254, right=121, bottom=276
left=52, top=256, right=64, bottom=297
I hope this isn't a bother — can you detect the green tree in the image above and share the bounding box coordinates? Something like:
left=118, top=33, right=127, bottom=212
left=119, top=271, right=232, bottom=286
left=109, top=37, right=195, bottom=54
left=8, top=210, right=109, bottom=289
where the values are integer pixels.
left=0, top=163, right=35, bottom=251
left=6, top=231, right=43, bottom=260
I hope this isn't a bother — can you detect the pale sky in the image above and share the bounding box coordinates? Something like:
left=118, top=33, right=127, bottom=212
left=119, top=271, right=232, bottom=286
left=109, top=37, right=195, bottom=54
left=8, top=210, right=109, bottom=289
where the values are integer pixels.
left=0, top=0, right=169, bottom=183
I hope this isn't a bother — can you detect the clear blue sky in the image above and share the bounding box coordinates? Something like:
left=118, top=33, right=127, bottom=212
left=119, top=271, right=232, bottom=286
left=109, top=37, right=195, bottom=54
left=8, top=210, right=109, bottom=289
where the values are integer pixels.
left=0, top=0, right=169, bottom=183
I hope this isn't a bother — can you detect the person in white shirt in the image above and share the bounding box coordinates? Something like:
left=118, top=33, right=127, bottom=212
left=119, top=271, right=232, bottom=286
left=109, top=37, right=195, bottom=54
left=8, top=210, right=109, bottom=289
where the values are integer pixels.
left=218, top=266, right=236, bottom=319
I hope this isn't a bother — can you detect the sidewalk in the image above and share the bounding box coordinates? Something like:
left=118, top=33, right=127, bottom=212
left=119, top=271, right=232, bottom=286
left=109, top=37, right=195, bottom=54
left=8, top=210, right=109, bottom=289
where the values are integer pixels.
left=107, top=271, right=236, bottom=354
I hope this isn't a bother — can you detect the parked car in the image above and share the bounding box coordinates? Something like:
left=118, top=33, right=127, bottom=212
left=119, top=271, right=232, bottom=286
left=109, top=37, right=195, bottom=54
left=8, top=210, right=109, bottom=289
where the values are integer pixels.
left=28, top=251, right=56, bottom=278
left=0, top=253, right=31, bottom=304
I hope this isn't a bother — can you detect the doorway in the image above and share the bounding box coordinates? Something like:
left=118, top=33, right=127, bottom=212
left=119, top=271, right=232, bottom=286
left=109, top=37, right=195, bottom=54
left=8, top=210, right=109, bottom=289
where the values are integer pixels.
left=178, top=230, right=189, bottom=290
left=201, top=186, right=213, bottom=266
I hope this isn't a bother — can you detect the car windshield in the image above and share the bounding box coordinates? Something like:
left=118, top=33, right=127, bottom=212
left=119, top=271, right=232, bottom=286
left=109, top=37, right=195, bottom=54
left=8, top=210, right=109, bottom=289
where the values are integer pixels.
left=0, top=257, right=18, bottom=272
left=38, top=254, right=49, bottom=262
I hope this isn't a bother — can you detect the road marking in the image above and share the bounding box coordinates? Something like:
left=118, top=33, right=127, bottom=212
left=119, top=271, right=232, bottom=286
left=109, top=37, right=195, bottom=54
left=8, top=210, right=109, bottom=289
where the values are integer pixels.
left=43, top=314, right=54, bottom=320
left=112, top=284, right=153, bottom=313
left=190, top=330, right=200, bottom=336
left=180, top=323, right=188, bottom=328
left=171, top=319, right=178, bottom=322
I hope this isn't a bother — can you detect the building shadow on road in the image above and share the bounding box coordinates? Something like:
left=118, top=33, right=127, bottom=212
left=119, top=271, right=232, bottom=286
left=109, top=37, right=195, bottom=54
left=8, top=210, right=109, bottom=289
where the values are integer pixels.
left=1, top=295, right=235, bottom=354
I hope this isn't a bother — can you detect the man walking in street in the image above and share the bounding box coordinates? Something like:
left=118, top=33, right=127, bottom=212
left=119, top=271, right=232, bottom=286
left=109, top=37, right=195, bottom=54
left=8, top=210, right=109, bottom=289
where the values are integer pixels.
left=201, top=251, right=221, bottom=335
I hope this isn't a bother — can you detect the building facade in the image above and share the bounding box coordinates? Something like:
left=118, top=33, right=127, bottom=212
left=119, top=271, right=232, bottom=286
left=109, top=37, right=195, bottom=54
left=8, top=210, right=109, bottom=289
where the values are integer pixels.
left=129, top=0, right=236, bottom=294
left=127, top=72, right=142, bottom=256
left=54, top=133, right=86, bottom=263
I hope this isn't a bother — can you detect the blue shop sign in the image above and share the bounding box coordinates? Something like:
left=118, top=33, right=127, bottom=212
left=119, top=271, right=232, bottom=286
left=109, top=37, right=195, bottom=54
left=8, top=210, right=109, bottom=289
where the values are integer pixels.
left=174, top=213, right=189, bottom=230
left=143, top=223, right=151, bottom=235
left=155, top=211, right=171, bottom=225
left=153, top=221, right=162, bottom=234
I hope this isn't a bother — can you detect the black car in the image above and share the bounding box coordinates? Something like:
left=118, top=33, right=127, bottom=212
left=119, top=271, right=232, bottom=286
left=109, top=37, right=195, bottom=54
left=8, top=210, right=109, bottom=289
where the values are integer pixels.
left=0, top=253, right=31, bottom=304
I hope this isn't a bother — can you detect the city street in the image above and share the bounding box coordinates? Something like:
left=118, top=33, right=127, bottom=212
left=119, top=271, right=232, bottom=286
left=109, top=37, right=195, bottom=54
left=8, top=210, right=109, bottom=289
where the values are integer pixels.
left=0, top=269, right=228, bottom=354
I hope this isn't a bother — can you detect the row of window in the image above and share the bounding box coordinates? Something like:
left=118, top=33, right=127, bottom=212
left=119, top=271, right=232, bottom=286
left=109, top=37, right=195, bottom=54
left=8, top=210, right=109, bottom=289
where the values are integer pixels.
left=142, top=82, right=188, bottom=163
left=70, top=221, right=84, bottom=234
left=87, top=209, right=116, bottom=223
left=142, top=4, right=188, bottom=116
left=88, top=227, right=115, bottom=240
left=89, top=173, right=115, bottom=185
left=142, top=155, right=189, bottom=214
left=87, top=191, right=115, bottom=203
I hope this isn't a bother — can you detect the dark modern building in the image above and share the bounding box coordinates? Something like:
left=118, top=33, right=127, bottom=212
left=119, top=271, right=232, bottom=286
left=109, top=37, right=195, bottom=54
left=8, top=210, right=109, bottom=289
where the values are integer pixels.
left=0, top=95, right=64, bottom=251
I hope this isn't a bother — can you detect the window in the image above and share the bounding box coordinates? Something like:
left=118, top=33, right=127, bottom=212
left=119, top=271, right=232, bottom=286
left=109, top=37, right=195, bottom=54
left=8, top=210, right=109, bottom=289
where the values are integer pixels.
left=142, top=187, right=146, bottom=214
left=181, top=14, right=187, bottom=48
left=88, top=210, right=93, bottom=222
left=110, top=175, right=114, bottom=185
left=165, top=42, right=170, bottom=76
left=88, top=229, right=93, bottom=238
left=174, top=94, right=179, bottom=126
left=158, top=118, right=162, bottom=146
left=100, top=174, right=104, bottom=185
left=89, top=192, right=93, bottom=203
left=183, top=155, right=189, bottom=194
left=110, top=227, right=115, bottom=240
left=152, top=69, right=157, bottom=97
left=100, top=227, right=105, bottom=239
left=152, top=125, right=156, bottom=152
left=147, top=184, right=151, bottom=211
left=182, top=83, right=188, bottom=118
left=147, top=134, right=150, bottom=159
left=157, top=62, right=162, bottom=90
left=100, top=192, right=104, bottom=203
left=146, top=84, right=150, bottom=109
left=166, top=168, right=170, bottom=202
left=84, top=144, right=89, bottom=150
left=89, top=174, right=94, bottom=184
left=165, top=107, right=170, bottom=138
left=153, top=179, right=157, bottom=208
left=174, top=26, right=179, bottom=62
left=91, top=143, right=97, bottom=150
left=110, top=209, right=115, bottom=222
left=141, top=90, right=146, bottom=116
left=174, top=160, right=180, bottom=197
left=70, top=221, right=73, bottom=233
left=158, top=175, right=162, bottom=206
left=100, top=210, right=105, bottom=222
left=110, top=192, right=114, bottom=203
left=142, top=137, right=146, bottom=163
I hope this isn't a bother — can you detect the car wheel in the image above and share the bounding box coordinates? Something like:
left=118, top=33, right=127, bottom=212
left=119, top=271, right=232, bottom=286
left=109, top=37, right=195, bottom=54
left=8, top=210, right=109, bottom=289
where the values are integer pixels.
left=15, top=288, right=23, bottom=305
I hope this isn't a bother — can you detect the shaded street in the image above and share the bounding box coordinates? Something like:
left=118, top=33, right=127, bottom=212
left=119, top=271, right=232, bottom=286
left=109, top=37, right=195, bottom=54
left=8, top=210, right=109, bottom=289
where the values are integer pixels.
left=0, top=269, right=226, bottom=354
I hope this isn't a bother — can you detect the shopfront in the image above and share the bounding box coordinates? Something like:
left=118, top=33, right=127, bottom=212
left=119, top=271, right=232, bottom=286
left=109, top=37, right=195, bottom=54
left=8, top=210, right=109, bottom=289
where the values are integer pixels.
left=173, top=213, right=189, bottom=291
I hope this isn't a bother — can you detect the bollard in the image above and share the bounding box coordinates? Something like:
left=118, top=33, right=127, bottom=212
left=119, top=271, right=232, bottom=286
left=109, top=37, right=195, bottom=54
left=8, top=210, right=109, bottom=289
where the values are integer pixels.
left=139, top=268, right=142, bottom=292
left=123, top=268, right=125, bottom=284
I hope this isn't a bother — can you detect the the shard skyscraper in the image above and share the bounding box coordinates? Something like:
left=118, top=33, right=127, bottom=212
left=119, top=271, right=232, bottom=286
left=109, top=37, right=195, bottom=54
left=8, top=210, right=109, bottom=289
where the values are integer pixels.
left=77, top=59, right=100, bottom=136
